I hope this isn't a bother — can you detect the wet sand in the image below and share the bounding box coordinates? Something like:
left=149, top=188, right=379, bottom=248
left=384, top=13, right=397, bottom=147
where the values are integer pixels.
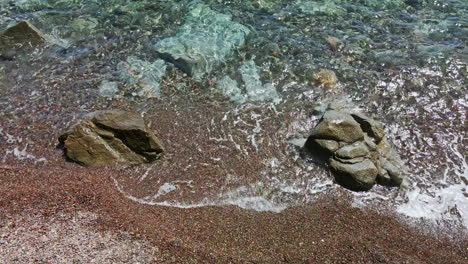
left=1, top=165, right=466, bottom=263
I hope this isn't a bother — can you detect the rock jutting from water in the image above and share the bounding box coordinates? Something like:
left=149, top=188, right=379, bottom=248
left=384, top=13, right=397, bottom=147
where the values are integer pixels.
left=304, top=107, right=407, bottom=191
left=0, top=20, right=47, bottom=58
left=154, top=3, right=251, bottom=81
left=59, top=110, right=164, bottom=167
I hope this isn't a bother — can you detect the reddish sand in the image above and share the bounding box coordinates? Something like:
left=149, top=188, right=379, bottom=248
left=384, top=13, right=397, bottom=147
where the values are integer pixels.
left=1, top=165, right=466, bottom=263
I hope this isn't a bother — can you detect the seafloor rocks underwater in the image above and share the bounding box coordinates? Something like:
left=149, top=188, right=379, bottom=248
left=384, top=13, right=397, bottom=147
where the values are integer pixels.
left=0, top=20, right=47, bottom=58
left=59, top=110, right=164, bottom=167
left=154, top=3, right=251, bottom=81
left=103, top=57, right=167, bottom=99
left=216, top=60, right=281, bottom=104
left=305, top=106, right=407, bottom=191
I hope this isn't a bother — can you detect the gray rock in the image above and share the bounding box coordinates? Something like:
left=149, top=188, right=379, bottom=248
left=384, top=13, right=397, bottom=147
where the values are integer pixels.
left=287, top=138, right=308, bottom=148
left=363, top=134, right=377, bottom=151
left=304, top=138, right=340, bottom=159
left=377, top=157, right=404, bottom=186
left=310, top=110, right=364, bottom=143
left=305, top=108, right=406, bottom=191
left=329, top=158, right=378, bottom=191
left=334, top=156, right=366, bottom=164
left=155, top=4, right=250, bottom=81
left=335, top=141, right=369, bottom=159
left=314, top=139, right=340, bottom=153
left=59, top=110, right=164, bottom=167
left=377, top=166, right=392, bottom=185
left=376, top=138, right=407, bottom=186
left=351, top=113, right=385, bottom=143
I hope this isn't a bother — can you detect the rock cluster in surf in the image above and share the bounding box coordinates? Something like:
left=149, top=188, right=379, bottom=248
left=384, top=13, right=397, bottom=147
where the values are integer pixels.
left=59, top=110, right=164, bottom=167
left=305, top=107, right=406, bottom=191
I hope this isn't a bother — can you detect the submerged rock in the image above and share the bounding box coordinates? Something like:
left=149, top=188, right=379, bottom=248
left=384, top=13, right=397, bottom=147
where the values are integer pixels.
left=326, top=36, right=343, bottom=51
left=118, top=57, right=167, bottom=98
left=155, top=4, right=250, bottom=80
left=216, top=76, right=246, bottom=104
left=239, top=61, right=281, bottom=103
left=0, top=21, right=46, bottom=57
left=295, top=1, right=347, bottom=17
left=313, top=69, right=338, bottom=89
left=216, top=61, right=281, bottom=104
left=305, top=107, right=406, bottom=191
left=59, top=110, right=164, bottom=167
left=98, top=80, right=119, bottom=97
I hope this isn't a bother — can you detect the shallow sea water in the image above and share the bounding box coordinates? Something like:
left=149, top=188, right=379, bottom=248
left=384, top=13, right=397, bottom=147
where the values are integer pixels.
left=0, top=0, right=466, bottom=232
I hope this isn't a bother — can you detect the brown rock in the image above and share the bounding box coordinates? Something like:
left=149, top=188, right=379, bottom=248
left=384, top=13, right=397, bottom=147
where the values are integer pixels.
left=326, top=36, right=343, bottom=51
left=59, top=110, right=164, bottom=167
left=304, top=138, right=340, bottom=158
left=335, top=141, right=370, bottom=159
left=309, top=110, right=364, bottom=143
left=329, top=158, right=378, bottom=191
left=0, top=21, right=46, bottom=57
left=313, top=69, right=338, bottom=89
left=305, top=109, right=406, bottom=191
left=351, top=112, right=385, bottom=143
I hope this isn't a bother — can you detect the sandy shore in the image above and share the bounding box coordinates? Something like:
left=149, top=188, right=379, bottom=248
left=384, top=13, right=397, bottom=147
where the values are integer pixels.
left=1, top=165, right=466, bottom=263
left=0, top=211, right=159, bottom=263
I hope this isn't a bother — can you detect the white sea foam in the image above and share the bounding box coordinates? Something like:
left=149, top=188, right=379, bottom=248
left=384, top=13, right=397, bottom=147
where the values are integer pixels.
left=113, top=177, right=287, bottom=213
left=397, top=183, right=467, bottom=227
left=221, top=196, right=286, bottom=212
left=397, top=144, right=468, bottom=228
left=3, top=144, right=47, bottom=163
